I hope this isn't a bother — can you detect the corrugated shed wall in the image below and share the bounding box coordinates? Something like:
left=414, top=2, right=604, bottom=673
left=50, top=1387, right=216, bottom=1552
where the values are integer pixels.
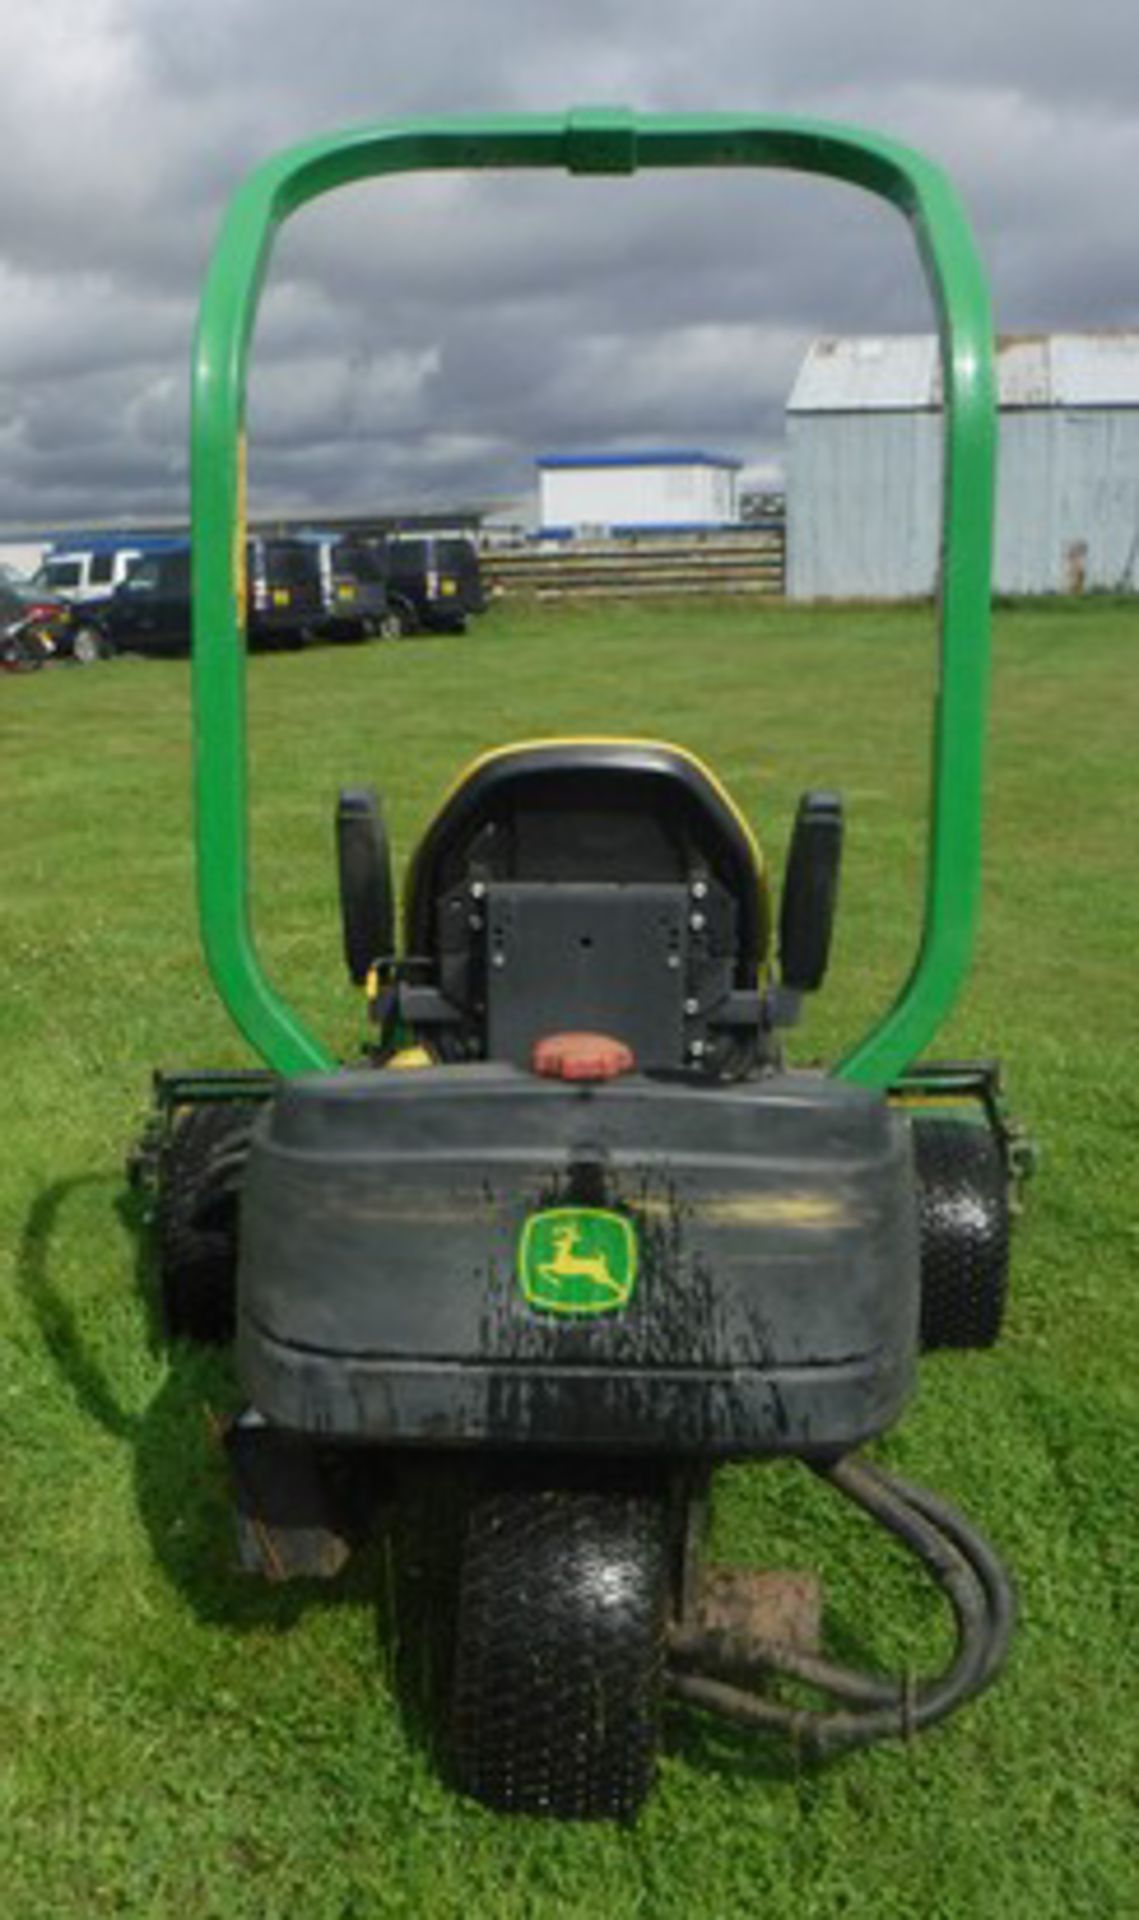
left=786, top=413, right=941, bottom=598
left=1056, top=411, right=1139, bottom=592
left=994, top=415, right=1064, bottom=594
left=787, top=334, right=1139, bottom=598
left=788, top=409, right=1139, bottom=598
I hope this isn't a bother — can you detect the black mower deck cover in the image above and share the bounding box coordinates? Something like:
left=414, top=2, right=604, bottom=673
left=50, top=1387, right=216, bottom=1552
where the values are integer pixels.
left=237, top=1064, right=920, bottom=1456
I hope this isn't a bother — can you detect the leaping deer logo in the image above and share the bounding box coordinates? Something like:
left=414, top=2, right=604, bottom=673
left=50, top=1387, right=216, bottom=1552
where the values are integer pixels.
left=539, top=1224, right=620, bottom=1294
left=520, top=1209, right=637, bottom=1315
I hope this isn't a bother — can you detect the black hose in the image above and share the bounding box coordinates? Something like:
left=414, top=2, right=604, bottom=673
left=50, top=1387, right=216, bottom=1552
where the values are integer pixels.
left=886, top=1468, right=1017, bottom=1688
left=668, top=1623, right=901, bottom=1707
left=667, top=1454, right=1016, bottom=1757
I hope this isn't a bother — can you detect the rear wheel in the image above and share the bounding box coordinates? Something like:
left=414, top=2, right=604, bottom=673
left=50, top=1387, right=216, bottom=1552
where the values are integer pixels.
left=154, top=1103, right=258, bottom=1343
left=913, top=1117, right=1010, bottom=1350
left=451, top=1483, right=669, bottom=1821
left=1, top=630, right=48, bottom=670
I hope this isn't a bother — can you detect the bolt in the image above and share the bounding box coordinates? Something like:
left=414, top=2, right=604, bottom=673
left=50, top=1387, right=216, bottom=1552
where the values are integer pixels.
left=470, top=881, right=486, bottom=900
left=690, top=912, right=706, bottom=933
left=684, top=997, right=699, bottom=1015
left=691, top=879, right=708, bottom=900
left=667, top=953, right=681, bottom=969
left=468, top=913, right=483, bottom=931
left=491, top=951, right=506, bottom=968
left=689, top=1038, right=706, bottom=1059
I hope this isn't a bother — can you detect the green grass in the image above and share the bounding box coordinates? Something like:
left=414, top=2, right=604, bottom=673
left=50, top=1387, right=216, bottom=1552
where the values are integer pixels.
left=1, top=596, right=1137, bottom=1918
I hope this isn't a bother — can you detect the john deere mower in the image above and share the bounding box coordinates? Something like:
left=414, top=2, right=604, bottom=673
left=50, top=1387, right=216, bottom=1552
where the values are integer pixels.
left=135, top=112, right=1030, bottom=1821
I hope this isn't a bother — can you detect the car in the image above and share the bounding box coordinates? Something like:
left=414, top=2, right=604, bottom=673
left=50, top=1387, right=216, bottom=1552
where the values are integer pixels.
left=367, top=532, right=485, bottom=634
left=89, top=538, right=323, bottom=657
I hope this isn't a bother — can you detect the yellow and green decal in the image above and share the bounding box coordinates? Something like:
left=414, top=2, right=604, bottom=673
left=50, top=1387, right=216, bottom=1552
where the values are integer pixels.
left=518, top=1207, right=638, bottom=1316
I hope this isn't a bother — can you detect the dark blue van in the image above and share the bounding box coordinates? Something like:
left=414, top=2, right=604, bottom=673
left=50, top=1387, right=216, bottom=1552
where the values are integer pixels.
left=89, top=538, right=323, bottom=657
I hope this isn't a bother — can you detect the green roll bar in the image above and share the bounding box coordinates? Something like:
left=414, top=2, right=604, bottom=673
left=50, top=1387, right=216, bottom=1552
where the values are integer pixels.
left=190, top=108, right=995, bottom=1086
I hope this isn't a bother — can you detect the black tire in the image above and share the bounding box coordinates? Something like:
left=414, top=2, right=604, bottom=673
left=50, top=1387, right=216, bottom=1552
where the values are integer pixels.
left=451, top=1484, right=669, bottom=1821
left=70, top=623, right=111, bottom=665
left=912, top=1117, right=1010, bottom=1350
left=154, top=1103, right=257, bottom=1343
left=389, top=596, right=419, bottom=637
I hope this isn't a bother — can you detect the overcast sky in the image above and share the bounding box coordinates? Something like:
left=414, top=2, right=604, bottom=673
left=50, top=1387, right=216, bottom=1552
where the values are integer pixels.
left=1, top=0, right=1136, bottom=529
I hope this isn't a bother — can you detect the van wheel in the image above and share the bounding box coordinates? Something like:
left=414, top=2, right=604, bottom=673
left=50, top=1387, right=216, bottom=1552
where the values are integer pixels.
left=389, top=598, right=419, bottom=638
left=71, top=625, right=111, bottom=665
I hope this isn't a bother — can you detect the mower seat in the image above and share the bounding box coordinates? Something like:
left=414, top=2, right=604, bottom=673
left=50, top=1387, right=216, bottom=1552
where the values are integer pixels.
left=399, top=739, right=772, bottom=1072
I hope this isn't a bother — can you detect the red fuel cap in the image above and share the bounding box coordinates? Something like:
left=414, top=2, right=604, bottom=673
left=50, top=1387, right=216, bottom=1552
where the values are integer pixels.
left=531, top=1032, right=636, bottom=1082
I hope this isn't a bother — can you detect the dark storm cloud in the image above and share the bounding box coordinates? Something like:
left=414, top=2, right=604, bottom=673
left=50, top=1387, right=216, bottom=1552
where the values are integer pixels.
left=1, top=0, right=1136, bottom=529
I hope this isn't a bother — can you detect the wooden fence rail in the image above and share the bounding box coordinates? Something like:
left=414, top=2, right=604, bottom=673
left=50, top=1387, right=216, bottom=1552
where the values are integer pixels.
left=482, top=528, right=784, bottom=600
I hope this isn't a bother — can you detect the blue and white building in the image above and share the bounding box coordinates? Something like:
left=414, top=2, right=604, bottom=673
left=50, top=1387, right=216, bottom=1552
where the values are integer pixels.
left=537, top=451, right=741, bottom=537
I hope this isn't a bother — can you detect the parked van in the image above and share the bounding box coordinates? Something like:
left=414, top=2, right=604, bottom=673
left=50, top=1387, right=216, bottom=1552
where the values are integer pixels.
left=245, top=536, right=325, bottom=646
left=90, top=538, right=323, bottom=657
left=368, top=533, right=485, bottom=634
left=33, top=535, right=178, bottom=604
left=300, top=533, right=399, bottom=640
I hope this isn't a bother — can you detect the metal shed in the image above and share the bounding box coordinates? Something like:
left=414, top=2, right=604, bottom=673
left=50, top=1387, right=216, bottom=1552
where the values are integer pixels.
left=537, top=451, right=741, bottom=537
left=786, top=333, right=1139, bottom=598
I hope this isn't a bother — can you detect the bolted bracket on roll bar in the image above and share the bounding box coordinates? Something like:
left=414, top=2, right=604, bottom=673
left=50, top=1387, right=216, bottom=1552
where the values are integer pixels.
left=564, top=107, right=639, bottom=174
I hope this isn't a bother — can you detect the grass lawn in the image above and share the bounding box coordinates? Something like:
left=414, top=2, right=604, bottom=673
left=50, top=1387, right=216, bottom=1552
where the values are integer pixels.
left=1, top=595, right=1137, bottom=1918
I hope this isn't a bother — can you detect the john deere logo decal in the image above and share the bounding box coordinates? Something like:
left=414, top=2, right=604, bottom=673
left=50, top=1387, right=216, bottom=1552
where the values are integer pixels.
left=518, top=1208, right=638, bottom=1316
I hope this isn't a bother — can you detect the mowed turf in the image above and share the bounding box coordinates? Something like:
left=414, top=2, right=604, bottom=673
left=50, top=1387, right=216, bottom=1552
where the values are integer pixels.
left=1, top=596, right=1136, bottom=1918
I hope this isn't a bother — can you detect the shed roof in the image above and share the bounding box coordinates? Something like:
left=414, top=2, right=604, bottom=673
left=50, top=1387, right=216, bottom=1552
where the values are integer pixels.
left=787, top=332, right=1139, bottom=413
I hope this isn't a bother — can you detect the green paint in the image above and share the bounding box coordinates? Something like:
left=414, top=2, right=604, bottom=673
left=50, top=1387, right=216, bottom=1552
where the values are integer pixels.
left=518, top=1208, right=639, bottom=1316
left=191, top=109, right=995, bottom=1085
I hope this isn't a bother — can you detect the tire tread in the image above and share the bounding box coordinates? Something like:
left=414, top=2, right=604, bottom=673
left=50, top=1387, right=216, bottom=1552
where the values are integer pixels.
left=913, top=1117, right=1010, bottom=1350
left=154, top=1103, right=256, bottom=1343
left=451, top=1486, right=667, bottom=1820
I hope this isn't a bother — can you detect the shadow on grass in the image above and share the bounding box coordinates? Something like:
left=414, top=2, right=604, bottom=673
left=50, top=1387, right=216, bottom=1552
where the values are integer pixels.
left=16, top=1172, right=381, bottom=1636
left=16, top=1171, right=867, bottom=1800
left=663, top=1701, right=818, bottom=1793
left=17, top=1169, right=471, bottom=1789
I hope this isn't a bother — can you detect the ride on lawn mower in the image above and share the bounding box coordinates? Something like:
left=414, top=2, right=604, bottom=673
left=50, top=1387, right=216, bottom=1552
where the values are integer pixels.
left=133, top=112, right=1032, bottom=1821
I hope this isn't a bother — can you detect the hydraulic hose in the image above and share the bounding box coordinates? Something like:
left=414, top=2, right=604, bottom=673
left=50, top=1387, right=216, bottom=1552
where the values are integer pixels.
left=667, top=1455, right=1016, bottom=1756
